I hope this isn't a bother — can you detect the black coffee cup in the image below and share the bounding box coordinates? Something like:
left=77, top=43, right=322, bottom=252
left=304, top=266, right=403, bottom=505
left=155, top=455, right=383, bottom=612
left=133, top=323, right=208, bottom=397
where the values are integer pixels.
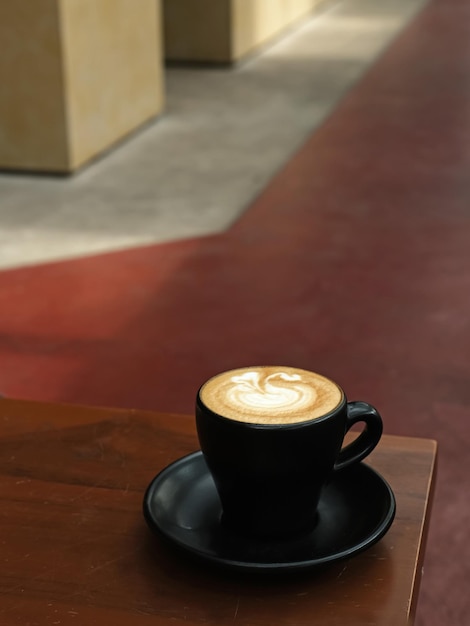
left=196, top=366, right=382, bottom=539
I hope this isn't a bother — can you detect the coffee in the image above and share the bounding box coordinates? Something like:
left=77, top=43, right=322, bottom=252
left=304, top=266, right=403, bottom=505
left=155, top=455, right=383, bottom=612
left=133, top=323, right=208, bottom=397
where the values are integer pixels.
left=199, top=366, right=343, bottom=425
left=196, top=366, right=383, bottom=537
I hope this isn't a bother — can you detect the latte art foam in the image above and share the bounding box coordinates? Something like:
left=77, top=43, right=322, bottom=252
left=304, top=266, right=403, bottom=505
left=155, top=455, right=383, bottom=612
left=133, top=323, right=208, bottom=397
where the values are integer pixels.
left=228, top=371, right=315, bottom=411
left=200, top=366, right=343, bottom=424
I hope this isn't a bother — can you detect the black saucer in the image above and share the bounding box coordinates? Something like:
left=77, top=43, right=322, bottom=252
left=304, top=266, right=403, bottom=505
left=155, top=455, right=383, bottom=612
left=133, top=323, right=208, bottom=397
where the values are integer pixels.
left=143, top=451, right=395, bottom=572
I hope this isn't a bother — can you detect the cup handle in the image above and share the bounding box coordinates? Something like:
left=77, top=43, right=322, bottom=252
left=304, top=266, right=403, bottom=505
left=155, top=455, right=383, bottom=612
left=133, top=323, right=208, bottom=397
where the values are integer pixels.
left=334, top=401, right=383, bottom=471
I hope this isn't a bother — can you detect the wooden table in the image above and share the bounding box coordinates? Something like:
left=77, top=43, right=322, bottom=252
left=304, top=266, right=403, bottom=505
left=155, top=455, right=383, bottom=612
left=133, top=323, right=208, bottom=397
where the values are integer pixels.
left=0, top=399, right=437, bottom=625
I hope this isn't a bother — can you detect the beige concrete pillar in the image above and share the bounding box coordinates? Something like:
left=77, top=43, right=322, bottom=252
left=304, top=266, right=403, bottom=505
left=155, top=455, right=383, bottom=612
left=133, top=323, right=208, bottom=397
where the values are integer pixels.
left=0, top=0, right=164, bottom=173
left=163, top=0, right=322, bottom=64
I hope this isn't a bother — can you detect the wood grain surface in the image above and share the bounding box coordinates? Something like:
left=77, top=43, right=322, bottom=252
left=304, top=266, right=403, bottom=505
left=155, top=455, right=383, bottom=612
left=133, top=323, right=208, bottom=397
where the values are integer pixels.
left=0, top=399, right=437, bottom=625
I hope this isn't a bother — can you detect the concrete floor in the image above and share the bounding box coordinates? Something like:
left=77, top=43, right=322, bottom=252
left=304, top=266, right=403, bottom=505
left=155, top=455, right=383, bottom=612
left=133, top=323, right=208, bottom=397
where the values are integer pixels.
left=0, top=0, right=427, bottom=269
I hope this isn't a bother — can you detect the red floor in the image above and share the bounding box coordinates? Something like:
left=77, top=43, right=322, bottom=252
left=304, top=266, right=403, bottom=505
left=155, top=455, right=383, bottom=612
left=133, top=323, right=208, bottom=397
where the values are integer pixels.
left=1, top=0, right=470, bottom=623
